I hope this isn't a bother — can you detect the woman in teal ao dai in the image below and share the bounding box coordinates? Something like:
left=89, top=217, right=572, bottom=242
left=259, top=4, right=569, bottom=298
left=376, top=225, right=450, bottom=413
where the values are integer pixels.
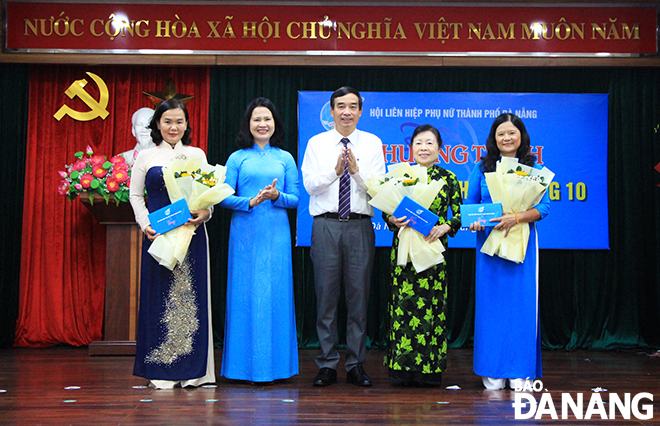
left=383, top=125, right=462, bottom=387
left=467, top=113, right=550, bottom=390
left=220, top=98, right=299, bottom=382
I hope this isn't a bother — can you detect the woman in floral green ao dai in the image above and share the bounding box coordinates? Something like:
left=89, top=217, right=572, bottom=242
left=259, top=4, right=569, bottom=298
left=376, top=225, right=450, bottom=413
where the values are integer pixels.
left=383, top=124, right=462, bottom=387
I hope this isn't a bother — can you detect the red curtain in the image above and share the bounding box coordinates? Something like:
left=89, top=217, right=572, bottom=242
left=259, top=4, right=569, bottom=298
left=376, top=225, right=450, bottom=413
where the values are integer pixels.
left=15, top=65, right=210, bottom=347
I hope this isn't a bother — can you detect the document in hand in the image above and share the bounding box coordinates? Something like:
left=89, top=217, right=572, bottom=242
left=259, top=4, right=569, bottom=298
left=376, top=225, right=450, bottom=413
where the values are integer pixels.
left=460, top=203, right=503, bottom=228
left=393, top=196, right=440, bottom=236
left=148, top=198, right=192, bottom=235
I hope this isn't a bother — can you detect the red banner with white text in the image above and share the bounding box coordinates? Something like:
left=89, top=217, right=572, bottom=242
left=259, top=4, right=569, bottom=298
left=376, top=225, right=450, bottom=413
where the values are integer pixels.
left=5, top=2, right=657, bottom=55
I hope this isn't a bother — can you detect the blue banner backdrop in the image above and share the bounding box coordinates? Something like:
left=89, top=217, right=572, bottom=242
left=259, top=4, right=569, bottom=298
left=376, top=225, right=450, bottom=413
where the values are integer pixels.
left=296, top=91, right=609, bottom=249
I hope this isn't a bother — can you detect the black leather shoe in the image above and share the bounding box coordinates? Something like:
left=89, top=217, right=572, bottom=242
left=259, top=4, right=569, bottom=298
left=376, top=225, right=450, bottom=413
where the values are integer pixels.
left=346, top=366, right=372, bottom=386
left=313, top=368, right=337, bottom=387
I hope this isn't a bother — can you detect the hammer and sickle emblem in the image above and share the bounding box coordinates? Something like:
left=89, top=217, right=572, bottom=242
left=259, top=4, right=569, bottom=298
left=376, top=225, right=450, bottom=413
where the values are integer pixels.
left=54, top=72, right=110, bottom=121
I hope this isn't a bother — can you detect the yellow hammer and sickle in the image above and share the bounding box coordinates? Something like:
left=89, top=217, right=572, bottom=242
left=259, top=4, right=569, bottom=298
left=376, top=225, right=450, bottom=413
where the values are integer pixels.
left=54, top=72, right=110, bottom=121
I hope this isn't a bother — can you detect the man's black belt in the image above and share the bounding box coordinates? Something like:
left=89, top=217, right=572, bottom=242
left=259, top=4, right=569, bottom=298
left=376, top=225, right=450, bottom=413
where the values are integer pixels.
left=316, top=212, right=371, bottom=221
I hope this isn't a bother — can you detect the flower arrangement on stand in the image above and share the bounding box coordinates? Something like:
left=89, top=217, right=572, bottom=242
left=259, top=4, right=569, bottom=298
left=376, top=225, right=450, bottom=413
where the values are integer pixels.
left=58, top=146, right=131, bottom=205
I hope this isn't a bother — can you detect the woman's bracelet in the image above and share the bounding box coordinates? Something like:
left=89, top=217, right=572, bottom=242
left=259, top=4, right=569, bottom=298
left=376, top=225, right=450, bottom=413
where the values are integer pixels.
left=514, top=212, right=520, bottom=224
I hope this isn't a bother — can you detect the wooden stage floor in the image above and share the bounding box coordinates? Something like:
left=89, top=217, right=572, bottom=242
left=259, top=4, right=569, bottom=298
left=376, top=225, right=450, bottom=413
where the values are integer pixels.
left=0, top=347, right=659, bottom=425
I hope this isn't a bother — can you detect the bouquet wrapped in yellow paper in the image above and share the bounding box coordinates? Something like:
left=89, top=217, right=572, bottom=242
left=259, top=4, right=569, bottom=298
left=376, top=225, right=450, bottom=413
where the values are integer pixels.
left=367, top=162, right=445, bottom=272
left=481, top=157, right=554, bottom=263
left=148, top=153, right=234, bottom=270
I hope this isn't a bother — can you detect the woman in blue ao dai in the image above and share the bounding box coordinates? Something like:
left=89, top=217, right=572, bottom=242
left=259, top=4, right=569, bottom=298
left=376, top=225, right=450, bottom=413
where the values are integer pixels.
left=467, top=113, right=550, bottom=391
left=220, top=98, right=299, bottom=382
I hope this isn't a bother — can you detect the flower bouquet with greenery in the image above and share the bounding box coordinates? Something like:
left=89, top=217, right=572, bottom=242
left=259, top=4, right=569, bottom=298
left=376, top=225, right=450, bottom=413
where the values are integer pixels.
left=147, top=153, right=234, bottom=270
left=366, top=162, right=446, bottom=272
left=58, top=146, right=131, bottom=205
left=481, top=156, right=554, bottom=263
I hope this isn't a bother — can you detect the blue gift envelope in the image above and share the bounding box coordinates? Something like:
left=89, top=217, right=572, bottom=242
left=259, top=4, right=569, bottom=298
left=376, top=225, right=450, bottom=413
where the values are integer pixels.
left=460, top=203, right=503, bottom=227
left=148, top=198, right=192, bottom=235
left=392, top=196, right=440, bottom=236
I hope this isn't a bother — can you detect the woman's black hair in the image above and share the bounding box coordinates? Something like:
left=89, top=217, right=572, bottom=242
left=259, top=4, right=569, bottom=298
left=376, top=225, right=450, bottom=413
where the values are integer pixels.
left=148, top=98, right=192, bottom=146
left=480, top=113, right=536, bottom=173
left=236, top=97, right=286, bottom=149
left=410, top=124, right=442, bottom=146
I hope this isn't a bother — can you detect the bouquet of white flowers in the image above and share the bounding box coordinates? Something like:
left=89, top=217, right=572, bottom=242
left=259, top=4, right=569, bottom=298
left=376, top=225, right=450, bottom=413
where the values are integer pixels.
left=367, top=162, right=446, bottom=272
left=148, top=153, right=234, bottom=270
left=481, top=157, right=554, bottom=263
